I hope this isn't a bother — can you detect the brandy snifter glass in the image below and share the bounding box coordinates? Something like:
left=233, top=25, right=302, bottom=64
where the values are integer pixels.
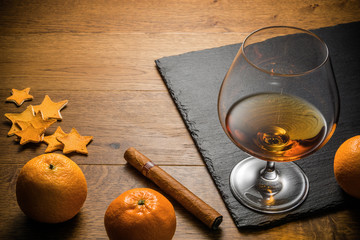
left=218, top=26, right=339, bottom=213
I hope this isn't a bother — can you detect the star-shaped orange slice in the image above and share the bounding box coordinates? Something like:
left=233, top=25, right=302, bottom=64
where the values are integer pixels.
left=16, top=111, right=57, bottom=131
left=4, top=106, right=35, bottom=136
left=43, top=126, right=66, bottom=153
left=6, top=88, right=34, bottom=106
left=57, top=128, right=93, bottom=155
left=33, top=95, right=68, bottom=120
left=14, top=124, right=45, bottom=145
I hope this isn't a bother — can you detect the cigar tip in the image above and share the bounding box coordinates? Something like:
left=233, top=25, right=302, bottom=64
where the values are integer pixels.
left=211, top=215, right=223, bottom=230
left=124, top=147, right=135, bottom=162
left=124, top=147, right=136, bottom=155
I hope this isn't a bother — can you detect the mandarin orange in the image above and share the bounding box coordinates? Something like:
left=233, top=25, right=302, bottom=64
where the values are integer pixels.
left=104, top=188, right=176, bottom=240
left=16, top=153, right=87, bottom=223
left=334, top=135, right=360, bottom=199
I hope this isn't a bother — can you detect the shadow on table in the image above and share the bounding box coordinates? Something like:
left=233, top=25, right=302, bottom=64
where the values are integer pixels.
left=3, top=211, right=82, bottom=239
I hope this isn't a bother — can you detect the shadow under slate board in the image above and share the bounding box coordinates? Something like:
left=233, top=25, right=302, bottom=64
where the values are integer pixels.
left=155, top=22, right=360, bottom=228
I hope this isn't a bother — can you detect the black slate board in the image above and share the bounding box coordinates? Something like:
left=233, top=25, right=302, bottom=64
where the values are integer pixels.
left=155, top=22, right=360, bottom=228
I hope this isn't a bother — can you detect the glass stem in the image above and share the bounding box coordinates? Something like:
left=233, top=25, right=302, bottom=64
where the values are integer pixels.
left=261, top=161, right=278, bottom=180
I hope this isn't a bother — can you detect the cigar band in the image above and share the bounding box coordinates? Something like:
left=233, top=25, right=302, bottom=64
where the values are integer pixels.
left=142, top=161, right=155, bottom=176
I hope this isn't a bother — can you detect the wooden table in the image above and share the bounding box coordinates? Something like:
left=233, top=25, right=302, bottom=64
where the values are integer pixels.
left=1, top=1, right=360, bottom=239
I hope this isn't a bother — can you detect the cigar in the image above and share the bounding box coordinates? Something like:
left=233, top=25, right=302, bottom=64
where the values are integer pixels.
left=124, top=147, right=223, bottom=230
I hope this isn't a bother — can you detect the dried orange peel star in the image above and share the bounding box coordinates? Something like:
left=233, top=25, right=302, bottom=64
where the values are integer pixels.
left=4, top=106, right=35, bottom=136
left=15, top=124, right=45, bottom=145
left=33, top=95, right=68, bottom=120
left=57, top=128, right=93, bottom=155
left=16, top=111, right=57, bottom=131
left=6, top=88, right=34, bottom=106
left=43, top=126, right=66, bottom=153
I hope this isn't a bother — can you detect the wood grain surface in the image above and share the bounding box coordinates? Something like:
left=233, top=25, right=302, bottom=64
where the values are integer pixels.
left=1, top=0, right=360, bottom=239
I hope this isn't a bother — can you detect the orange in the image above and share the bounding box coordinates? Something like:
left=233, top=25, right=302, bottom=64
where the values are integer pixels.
left=334, top=135, right=360, bottom=199
left=16, top=153, right=87, bottom=223
left=104, top=188, right=176, bottom=240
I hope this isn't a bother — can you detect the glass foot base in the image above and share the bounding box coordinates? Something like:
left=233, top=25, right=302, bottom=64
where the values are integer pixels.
left=230, top=157, right=309, bottom=213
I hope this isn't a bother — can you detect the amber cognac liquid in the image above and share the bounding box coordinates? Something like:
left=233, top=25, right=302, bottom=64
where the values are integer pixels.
left=225, top=93, right=327, bottom=162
